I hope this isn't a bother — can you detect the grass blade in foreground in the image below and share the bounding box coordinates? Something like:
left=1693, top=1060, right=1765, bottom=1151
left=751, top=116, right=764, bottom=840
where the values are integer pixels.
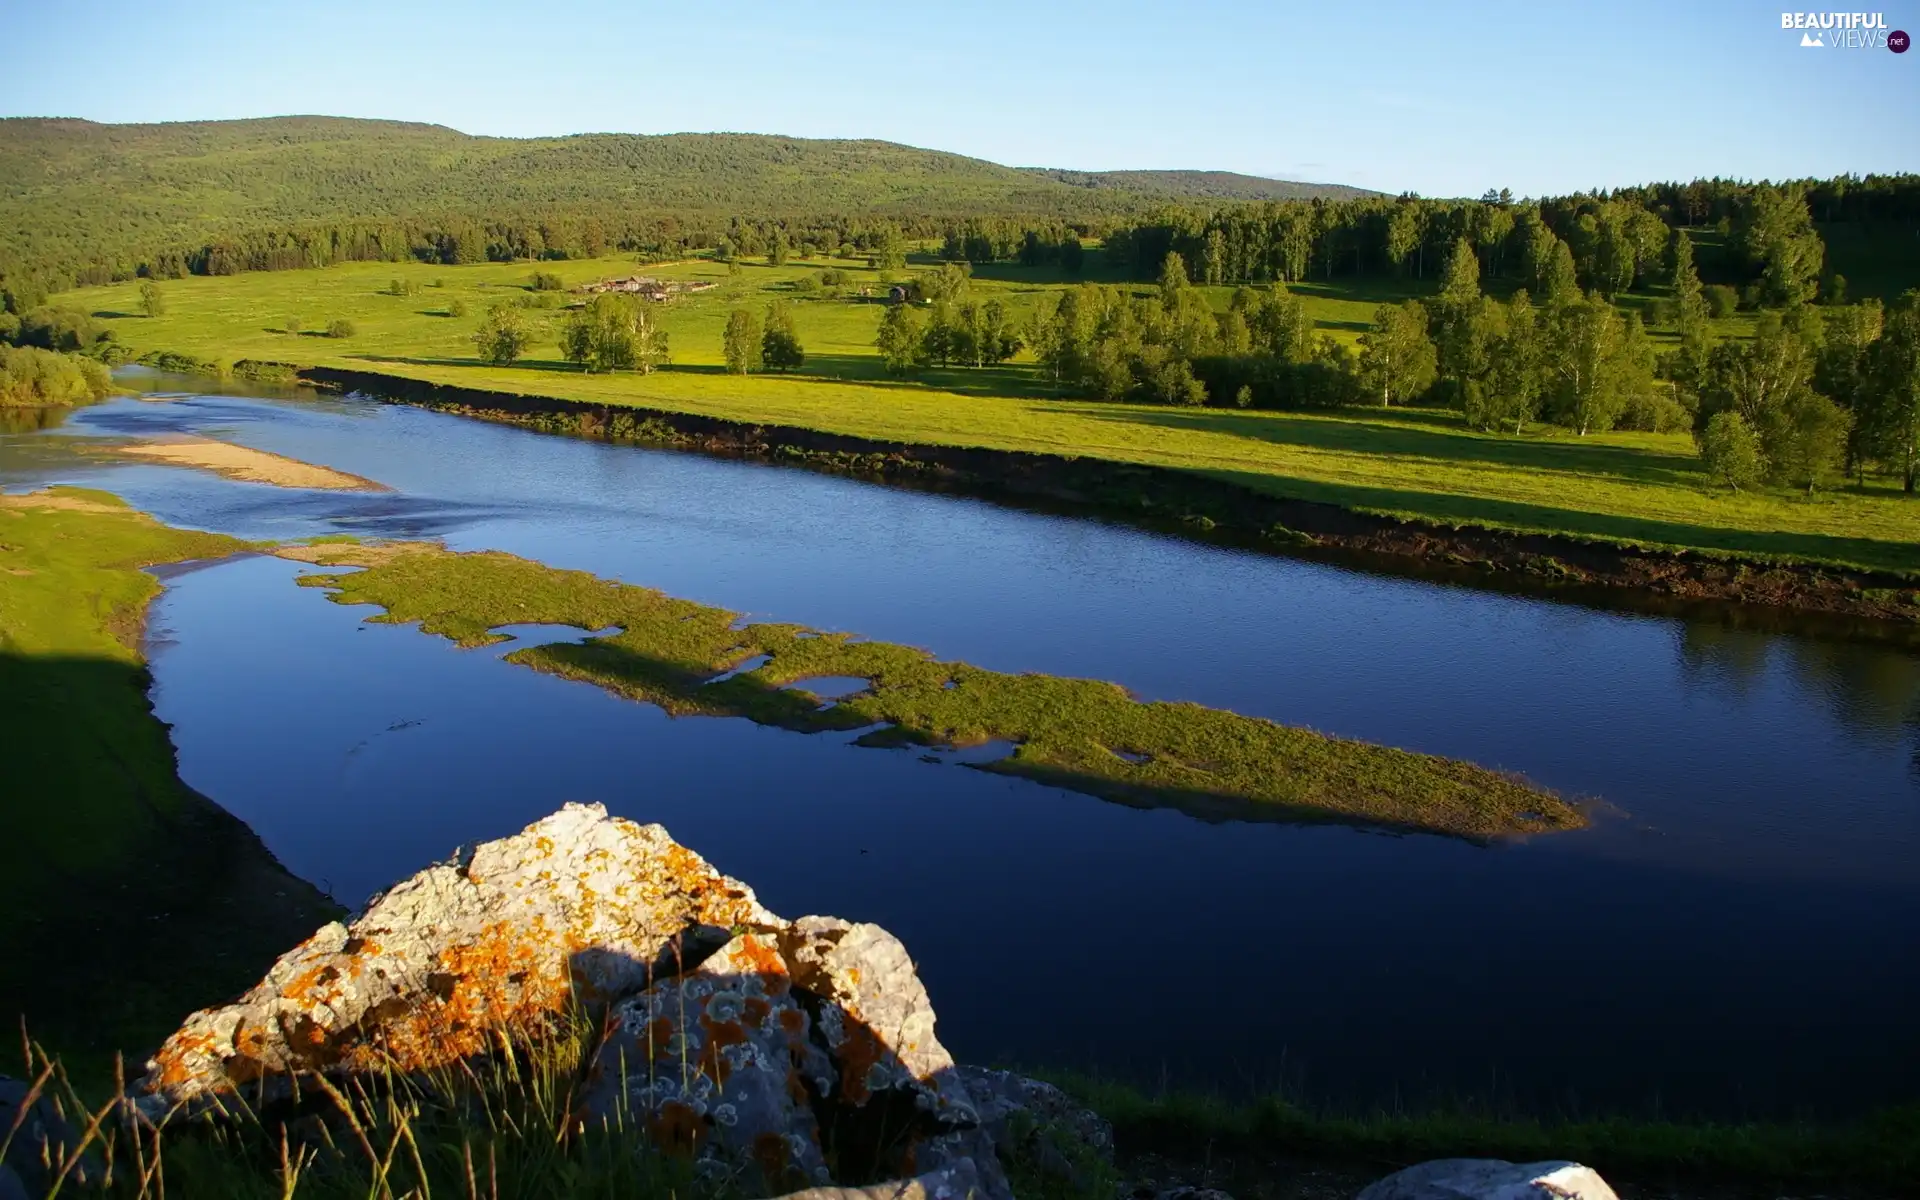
left=283, top=542, right=1584, bottom=841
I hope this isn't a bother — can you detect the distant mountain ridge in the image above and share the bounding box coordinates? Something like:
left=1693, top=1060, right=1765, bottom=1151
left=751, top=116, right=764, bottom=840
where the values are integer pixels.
left=1022, top=167, right=1376, bottom=202
left=0, top=116, right=1373, bottom=281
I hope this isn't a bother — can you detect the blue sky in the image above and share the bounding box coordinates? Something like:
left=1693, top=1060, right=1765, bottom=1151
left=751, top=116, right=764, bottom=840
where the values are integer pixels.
left=1, top=0, right=1913, bottom=196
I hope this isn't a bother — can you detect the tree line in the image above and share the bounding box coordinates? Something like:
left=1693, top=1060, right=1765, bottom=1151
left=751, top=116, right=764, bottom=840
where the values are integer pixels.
left=5, top=166, right=1913, bottom=317
left=0, top=309, right=114, bottom=405
left=1096, top=178, right=1896, bottom=307
left=888, top=237, right=1920, bottom=495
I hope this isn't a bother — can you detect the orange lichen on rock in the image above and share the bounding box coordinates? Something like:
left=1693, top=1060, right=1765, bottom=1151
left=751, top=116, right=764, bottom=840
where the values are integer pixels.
left=347, top=918, right=573, bottom=1073
left=133, top=803, right=777, bottom=1111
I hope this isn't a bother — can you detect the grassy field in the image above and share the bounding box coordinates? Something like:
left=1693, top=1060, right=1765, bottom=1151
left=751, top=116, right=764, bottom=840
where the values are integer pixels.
left=64, top=254, right=1920, bottom=575
left=284, top=540, right=1579, bottom=840
left=0, top=489, right=339, bottom=1072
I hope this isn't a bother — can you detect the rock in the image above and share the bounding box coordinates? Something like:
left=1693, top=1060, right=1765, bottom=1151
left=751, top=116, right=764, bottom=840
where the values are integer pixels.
left=583, top=923, right=1010, bottom=1200
left=0, top=1074, right=107, bottom=1195
left=780, top=918, right=975, bottom=1122
left=580, top=929, right=836, bottom=1194
left=957, top=1065, right=1114, bottom=1165
left=1356, top=1159, right=1619, bottom=1200
left=770, top=1157, right=985, bottom=1200
left=132, top=804, right=1016, bottom=1200
left=134, top=802, right=774, bottom=1110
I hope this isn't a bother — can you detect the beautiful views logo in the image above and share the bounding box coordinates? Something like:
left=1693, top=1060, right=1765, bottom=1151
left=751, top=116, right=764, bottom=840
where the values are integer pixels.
left=1780, top=11, right=1906, bottom=48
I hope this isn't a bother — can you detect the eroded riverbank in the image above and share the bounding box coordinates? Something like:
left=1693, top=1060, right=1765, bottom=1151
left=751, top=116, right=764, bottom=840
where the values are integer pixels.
left=301, top=365, right=1920, bottom=636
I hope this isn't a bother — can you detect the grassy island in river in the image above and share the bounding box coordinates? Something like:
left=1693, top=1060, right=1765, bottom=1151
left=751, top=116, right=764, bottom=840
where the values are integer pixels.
left=283, top=539, right=1582, bottom=841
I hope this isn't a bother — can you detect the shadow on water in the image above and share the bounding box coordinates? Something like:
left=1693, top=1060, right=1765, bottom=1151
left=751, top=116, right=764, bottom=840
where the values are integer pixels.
left=495, top=634, right=1547, bottom=844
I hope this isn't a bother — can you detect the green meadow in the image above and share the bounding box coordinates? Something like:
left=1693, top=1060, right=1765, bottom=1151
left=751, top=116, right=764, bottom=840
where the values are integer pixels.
left=66, top=252, right=1920, bottom=575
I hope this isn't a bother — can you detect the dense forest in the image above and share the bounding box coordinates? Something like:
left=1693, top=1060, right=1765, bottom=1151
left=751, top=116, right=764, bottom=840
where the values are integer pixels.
left=0, top=116, right=1367, bottom=297
left=874, top=181, right=1920, bottom=493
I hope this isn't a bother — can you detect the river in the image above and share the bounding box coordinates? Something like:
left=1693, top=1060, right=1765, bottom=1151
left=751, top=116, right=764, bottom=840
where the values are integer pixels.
left=3, top=378, right=1916, bottom=1120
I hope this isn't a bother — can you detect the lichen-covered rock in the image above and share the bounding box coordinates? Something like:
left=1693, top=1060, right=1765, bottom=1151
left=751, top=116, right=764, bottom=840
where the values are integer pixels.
left=134, top=803, right=773, bottom=1109
left=583, top=922, right=1010, bottom=1200
left=956, top=1066, right=1114, bottom=1164
left=132, top=804, right=1012, bottom=1200
left=770, top=1158, right=986, bottom=1200
left=581, top=930, right=836, bottom=1194
left=780, top=917, right=975, bottom=1122
left=1356, top=1159, right=1620, bottom=1200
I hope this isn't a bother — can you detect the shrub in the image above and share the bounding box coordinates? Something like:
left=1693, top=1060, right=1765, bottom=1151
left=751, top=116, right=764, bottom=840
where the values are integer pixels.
left=1700, top=410, right=1764, bottom=490
left=1704, top=284, right=1740, bottom=319
left=447, top=299, right=468, bottom=318
left=530, top=271, right=565, bottom=291
left=0, top=344, right=112, bottom=405
left=385, top=278, right=418, bottom=297
left=139, top=280, right=166, bottom=317
left=16, top=307, right=108, bottom=352
left=326, top=319, right=357, bottom=339
left=471, top=302, right=529, bottom=366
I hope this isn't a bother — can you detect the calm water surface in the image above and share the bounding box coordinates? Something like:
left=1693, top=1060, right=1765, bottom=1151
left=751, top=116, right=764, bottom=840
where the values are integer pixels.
left=5, top=385, right=1916, bottom=1119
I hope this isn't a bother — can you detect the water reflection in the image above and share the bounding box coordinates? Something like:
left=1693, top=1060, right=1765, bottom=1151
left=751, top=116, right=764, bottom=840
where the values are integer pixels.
left=1680, top=622, right=1920, bottom=753
left=0, top=406, right=72, bottom=435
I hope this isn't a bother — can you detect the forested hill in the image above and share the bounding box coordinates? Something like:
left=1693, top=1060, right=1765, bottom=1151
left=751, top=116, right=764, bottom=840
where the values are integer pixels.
left=0, top=116, right=1366, bottom=285
left=1024, top=168, right=1375, bottom=202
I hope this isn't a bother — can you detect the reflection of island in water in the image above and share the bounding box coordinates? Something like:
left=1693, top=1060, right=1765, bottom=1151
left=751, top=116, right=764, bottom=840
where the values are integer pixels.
left=1678, top=621, right=1920, bottom=764
left=0, top=405, right=72, bottom=435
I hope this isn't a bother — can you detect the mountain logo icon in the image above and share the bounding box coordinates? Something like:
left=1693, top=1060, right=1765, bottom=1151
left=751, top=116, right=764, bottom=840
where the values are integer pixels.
left=1800, top=30, right=1825, bottom=45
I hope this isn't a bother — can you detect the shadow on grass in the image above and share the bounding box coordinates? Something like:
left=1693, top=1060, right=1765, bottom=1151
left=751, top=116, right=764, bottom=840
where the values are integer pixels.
left=1046, top=401, right=1704, bottom=487
left=0, top=652, right=339, bottom=1080
left=1184, top=461, right=1920, bottom=572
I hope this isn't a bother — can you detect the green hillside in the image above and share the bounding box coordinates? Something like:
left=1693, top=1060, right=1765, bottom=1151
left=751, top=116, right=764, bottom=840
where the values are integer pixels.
left=0, top=116, right=1367, bottom=282
left=1025, top=167, right=1375, bottom=202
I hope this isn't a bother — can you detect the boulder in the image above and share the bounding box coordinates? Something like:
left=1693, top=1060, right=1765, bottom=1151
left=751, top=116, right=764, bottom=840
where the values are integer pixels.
left=957, top=1066, right=1114, bottom=1164
left=131, top=804, right=1016, bottom=1200
left=134, top=802, right=774, bottom=1111
left=580, top=929, right=837, bottom=1193
left=1356, top=1159, right=1620, bottom=1200
left=582, top=922, right=1010, bottom=1199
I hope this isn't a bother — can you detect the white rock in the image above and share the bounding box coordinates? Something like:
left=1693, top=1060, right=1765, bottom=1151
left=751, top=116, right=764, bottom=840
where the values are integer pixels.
left=1356, top=1158, right=1620, bottom=1200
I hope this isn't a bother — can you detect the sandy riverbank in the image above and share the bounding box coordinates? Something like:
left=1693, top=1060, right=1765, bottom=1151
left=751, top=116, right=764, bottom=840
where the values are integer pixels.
left=110, top=435, right=388, bottom=490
